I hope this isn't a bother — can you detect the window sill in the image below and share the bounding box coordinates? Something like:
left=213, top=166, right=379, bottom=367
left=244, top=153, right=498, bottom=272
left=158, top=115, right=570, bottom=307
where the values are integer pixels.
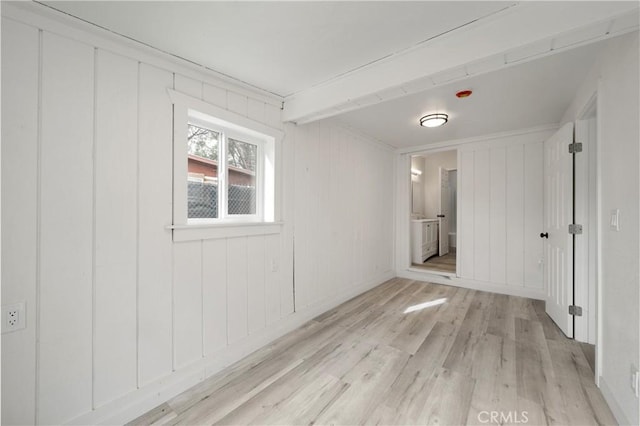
left=168, top=221, right=283, bottom=242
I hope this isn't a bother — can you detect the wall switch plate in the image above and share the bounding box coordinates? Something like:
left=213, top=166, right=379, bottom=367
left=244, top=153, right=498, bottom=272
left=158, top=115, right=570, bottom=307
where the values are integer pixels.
left=610, top=209, right=620, bottom=231
left=631, top=365, right=639, bottom=397
left=2, top=302, right=26, bottom=334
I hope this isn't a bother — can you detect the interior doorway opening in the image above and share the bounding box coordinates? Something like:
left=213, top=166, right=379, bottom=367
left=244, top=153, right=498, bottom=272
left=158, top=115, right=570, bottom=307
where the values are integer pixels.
left=410, top=150, right=458, bottom=274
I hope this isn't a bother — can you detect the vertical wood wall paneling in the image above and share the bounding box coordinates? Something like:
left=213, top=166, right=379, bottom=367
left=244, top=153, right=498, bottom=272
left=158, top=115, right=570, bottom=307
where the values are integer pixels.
left=292, top=121, right=394, bottom=306
left=473, top=149, right=491, bottom=282
left=307, top=123, right=323, bottom=302
left=94, top=49, right=138, bottom=407
left=293, top=125, right=312, bottom=310
left=1, top=18, right=39, bottom=426
left=523, top=142, right=544, bottom=288
left=458, top=150, right=475, bottom=278
left=202, top=239, right=228, bottom=355
left=264, top=234, right=281, bottom=325
left=380, top=149, right=394, bottom=275
left=327, top=124, right=344, bottom=297
left=506, top=145, right=525, bottom=287
left=336, top=126, right=353, bottom=291
left=137, top=63, right=174, bottom=386
left=489, top=148, right=507, bottom=284
left=39, top=32, right=94, bottom=424
left=173, top=242, right=203, bottom=369
left=247, top=236, right=267, bottom=335
left=4, top=11, right=298, bottom=425
left=280, top=125, right=295, bottom=317
left=227, top=237, right=249, bottom=344
left=316, top=123, right=332, bottom=301
left=352, top=135, right=366, bottom=287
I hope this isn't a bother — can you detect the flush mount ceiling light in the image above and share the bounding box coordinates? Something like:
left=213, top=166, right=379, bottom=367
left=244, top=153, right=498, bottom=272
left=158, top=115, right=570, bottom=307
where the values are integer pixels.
left=419, top=113, right=448, bottom=128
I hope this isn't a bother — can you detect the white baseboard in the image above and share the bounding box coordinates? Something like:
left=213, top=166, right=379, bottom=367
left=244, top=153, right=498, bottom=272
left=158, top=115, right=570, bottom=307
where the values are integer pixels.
left=67, top=270, right=394, bottom=425
left=599, top=376, right=632, bottom=426
left=398, top=268, right=545, bottom=300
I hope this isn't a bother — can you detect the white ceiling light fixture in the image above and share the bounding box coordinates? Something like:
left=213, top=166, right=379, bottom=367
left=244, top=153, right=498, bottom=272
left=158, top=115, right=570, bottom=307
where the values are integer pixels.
left=419, top=113, right=448, bottom=128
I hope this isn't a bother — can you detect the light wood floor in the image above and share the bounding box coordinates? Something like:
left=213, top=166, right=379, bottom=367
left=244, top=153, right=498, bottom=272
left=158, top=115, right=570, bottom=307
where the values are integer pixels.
left=131, top=279, right=616, bottom=426
left=413, top=251, right=457, bottom=274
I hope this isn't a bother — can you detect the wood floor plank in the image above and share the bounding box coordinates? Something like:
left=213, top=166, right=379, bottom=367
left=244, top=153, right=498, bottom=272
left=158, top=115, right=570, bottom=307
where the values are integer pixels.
left=312, top=343, right=409, bottom=425
left=252, top=373, right=350, bottom=425
left=167, top=353, right=303, bottom=425
left=466, top=334, right=518, bottom=426
left=126, top=403, right=176, bottom=426
left=417, top=367, right=476, bottom=425
left=442, top=291, right=494, bottom=376
left=414, top=252, right=457, bottom=274
left=547, top=339, right=617, bottom=426
left=532, top=299, right=567, bottom=341
left=131, top=278, right=617, bottom=426
left=381, top=321, right=457, bottom=424
left=515, top=317, right=568, bottom=425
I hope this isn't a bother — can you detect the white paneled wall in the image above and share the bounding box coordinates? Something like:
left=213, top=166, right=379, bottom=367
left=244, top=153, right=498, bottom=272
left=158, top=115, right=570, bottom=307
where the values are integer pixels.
left=1, top=17, right=39, bottom=425
left=2, top=8, right=396, bottom=425
left=458, top=133, right=548, bottom=293
left=39, top=31, right=94, bottom=422
left=291, top=121, right=395, bottom=311
left=0, top=14, right=290, bottom=425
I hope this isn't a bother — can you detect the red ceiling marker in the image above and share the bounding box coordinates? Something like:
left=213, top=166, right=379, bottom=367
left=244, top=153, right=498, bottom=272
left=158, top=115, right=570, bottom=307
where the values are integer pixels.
left=456, top=90, right=472, bottom=98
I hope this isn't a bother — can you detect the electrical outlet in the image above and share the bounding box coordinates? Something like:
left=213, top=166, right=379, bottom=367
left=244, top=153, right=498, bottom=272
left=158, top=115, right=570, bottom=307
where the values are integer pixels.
left=270, top=258, right=279, bottom=272
left=2, top=302, right=26, bottom=334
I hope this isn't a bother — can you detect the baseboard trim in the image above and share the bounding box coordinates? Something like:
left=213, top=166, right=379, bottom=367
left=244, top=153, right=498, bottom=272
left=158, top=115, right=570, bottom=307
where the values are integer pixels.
left=398, top=269, right=545, bottom=300
left=599, top=376, right=632, bottom=426
left=67, top=270, right=395, bottom=425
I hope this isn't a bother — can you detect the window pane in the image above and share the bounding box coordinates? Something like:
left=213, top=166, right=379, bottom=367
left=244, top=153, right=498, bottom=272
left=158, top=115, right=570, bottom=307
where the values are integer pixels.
left=227, top=138, right=257, bottom=215
left=187, top=124, right=219, bottom=219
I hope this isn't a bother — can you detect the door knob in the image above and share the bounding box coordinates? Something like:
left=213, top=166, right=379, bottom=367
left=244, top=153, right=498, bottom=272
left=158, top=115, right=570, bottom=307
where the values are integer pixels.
left=540, top=232, right=549, bottom=239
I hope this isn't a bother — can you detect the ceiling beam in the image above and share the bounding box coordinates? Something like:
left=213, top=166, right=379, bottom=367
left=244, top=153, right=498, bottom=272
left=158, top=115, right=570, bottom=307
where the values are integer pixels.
left=283, top=2, right=639, bottom=124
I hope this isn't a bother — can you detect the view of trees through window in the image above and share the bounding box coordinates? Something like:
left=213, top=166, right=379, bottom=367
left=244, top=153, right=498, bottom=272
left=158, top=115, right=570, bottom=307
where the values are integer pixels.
left=188, top=124, right=218, bottom=162
left=188, top=124, right=256, bottom=172
left=227, top=138, right=257, bottom=172
left=187, top=123, right=258, bottom=218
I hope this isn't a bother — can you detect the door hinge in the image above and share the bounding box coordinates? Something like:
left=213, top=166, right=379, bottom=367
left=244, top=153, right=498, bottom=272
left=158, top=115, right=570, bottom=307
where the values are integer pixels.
left=568, top=224, right=583, bottom=234
left=568, top=142, right=583, bottom=154
left=569, top=305, right=583, bottom=316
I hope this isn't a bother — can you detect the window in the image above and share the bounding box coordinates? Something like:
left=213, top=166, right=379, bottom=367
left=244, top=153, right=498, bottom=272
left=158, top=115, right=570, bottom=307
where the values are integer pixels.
left=187, top=123, right=220, bottom=219
left=187, top=121, right=260, bottom=219
left=185, top=109, right=272, bottom=224
left=169, top=89, right=279, bottom=234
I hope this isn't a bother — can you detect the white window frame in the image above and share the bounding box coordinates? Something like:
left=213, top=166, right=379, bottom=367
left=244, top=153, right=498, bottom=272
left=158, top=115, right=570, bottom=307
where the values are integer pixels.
left=168, top=89, right=282, bottom=240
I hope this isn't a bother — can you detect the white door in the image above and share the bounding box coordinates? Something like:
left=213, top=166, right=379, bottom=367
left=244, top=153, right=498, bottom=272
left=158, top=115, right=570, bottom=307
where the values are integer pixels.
left=439, top=167, right=450, bottom=256
left=544, top=122, right=574, bottom=338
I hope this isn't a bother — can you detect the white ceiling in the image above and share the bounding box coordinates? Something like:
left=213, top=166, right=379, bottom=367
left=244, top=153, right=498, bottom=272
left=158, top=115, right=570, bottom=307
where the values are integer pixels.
left=37, top=1, right=637, bottom=149
left=335, top=39, right=608, bottom=148
left=41, top=1, right=510, bottom=96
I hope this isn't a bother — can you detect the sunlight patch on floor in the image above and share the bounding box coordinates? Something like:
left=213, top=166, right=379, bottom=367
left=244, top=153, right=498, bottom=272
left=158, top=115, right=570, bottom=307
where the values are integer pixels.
left=403, top=298, right=447, bottom=314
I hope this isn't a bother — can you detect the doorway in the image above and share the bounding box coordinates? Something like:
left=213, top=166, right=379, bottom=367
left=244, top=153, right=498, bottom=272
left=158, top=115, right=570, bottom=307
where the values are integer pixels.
left=410, top=150, right=457, bottom=274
